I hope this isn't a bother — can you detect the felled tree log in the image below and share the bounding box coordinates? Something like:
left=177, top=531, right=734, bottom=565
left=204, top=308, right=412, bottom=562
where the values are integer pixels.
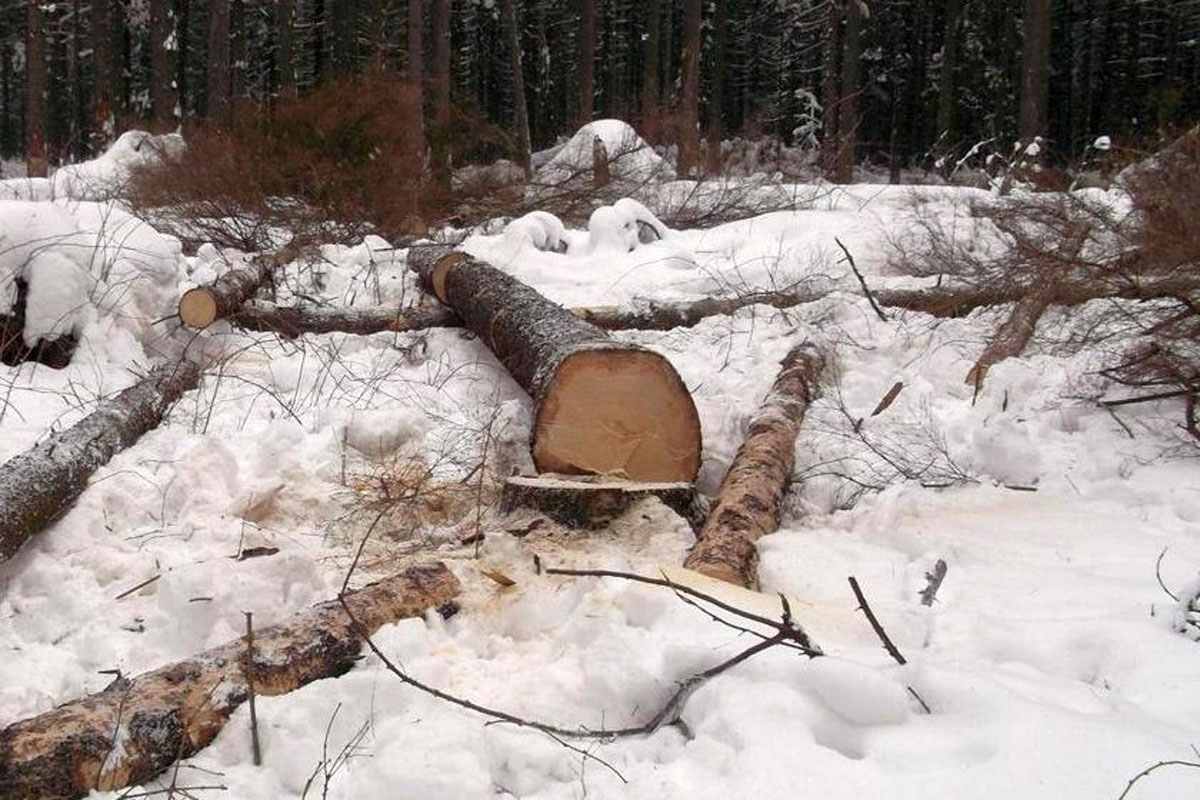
left=229, top=300, right=461, bottom=338
left=0, top=563, right=460, bottom=800
left=500, top=474, right=703, bottom=530
left=964, top=225, right=1092, bottom=387
left=409, top=247, right=702, bottom=482
left=0, top=359, right=201, bottom=564
left=684, top=344, right=824, bottom=589
left=178, top=242, right=307, bottom=329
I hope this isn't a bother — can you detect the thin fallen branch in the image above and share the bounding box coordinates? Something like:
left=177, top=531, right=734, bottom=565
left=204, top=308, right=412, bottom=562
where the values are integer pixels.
left=1117, top=757, right=1200, bottom=800
left=848, top=575, right=931, bottom=714
left=835, top=237, right=888, bottom=322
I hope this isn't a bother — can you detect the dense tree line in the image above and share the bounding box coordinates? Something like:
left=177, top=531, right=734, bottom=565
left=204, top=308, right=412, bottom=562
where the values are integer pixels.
left=2, top=0, right=1198, bottom=178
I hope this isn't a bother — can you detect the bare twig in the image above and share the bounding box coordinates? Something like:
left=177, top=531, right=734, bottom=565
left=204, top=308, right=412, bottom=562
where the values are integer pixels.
left=244, top=612, right=262, bottom=767
left=1155, top=547, right=1180, bottom=602
left=1117, top=757, right=1200, bottom=800
left=848, top=576, right=907, bottom=665
left=835, top=236, right=888, bottom=322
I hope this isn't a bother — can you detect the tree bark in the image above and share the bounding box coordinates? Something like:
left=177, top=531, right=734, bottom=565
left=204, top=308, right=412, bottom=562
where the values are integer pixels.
left=684, top=344, right=824, bottom=589
left=409, top=247, right=702, bottom=482
left=25, top=0, right=47, bottom=176
left=834, top=0, right=862, bottom=183
left=577, top=0, right=596, bottom=126
left=640, top=0, right=661, bottom=139
left=1019, top=0, right=1051, bottom=143
left=821, top=0, right=842, bottom=180
left=229, top=301, right=460, bottom=337
left=705, top=0, right=727, bottom=175
left=207, top=0, right=231, bottom=122
left=0, top=563, right=460, bottom=800
left=149, top=0, right=175, bottom=130
left=936, top=0, right=963, bottom=143
left=0, top=360, right=202, bottom=564
left=677, top=0, right=702, bottom=178
left=277, top=0, right=297, bottom=98
left=500, top=475, right=702, bottom=530
left=502, top=0, right=532, bottom=177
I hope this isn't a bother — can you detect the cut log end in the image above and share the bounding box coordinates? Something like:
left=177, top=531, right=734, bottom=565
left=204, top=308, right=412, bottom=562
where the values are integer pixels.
left=178, top=287, right=219, bottom=329
left=533, top=348, right=701, bottom=483
left=430, top=250, right=468, bottom=303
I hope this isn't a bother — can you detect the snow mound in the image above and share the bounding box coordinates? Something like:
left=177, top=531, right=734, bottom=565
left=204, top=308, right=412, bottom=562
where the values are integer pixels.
left=535, top=119, right=669, bottom=186
left=503, top=211, right=567, bottom=253
left=51, top=130, right=184, bottom=201
left=0, top=200, right=184, bottom=349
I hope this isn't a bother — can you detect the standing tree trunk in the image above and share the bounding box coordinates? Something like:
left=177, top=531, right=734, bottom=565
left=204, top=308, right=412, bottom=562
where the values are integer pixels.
left=577, top=0, right=596, bottom=126
left=641, top=0, right=661, bottom=139
left=0, top=563, right=460, bottom=800
left=0, top=360, right=202, bottom=563
left=676, top=0, right=701, bottom=178
left=149, top=0, right=175, bottom=130
left=936, top=0, right=963, bottom=144
left=705, top=0, right=727, bottom=175
left=821, top=0, right=841, bottom=179
left=277, top=0, right=297, bottom=98
left=25, top=0, right=47, bottom=176
left=1019, top=0, right=1051, bottom=144
left=684, top=345, right=824, bottom=589
left=502, top=0, right=531, bottom=177
left=91, top=0, right=120, bottom=148
left=410, top=248, right=702, bottom=483
left=834, top=0, right=862, bottom=183
left=430, top=0, right=451, bottom=187
left=207, top=0, right=231, bottom=122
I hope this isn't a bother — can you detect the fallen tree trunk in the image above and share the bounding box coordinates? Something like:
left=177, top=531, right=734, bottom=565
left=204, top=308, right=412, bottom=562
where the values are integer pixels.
left=229, top=300, right=461, bottom=338
left=500, top=474, right=703, bottom=530
left=409, top=247, right=702, bottom=482
left=965, top=225, right=1092, bottom=387
left=683, top=344, right=824, bottom=589
left=0, top=359, right=201, bottom=564
left=0, top=562, right=460, bottom=800
left=178, top=243, right=305, bottom=329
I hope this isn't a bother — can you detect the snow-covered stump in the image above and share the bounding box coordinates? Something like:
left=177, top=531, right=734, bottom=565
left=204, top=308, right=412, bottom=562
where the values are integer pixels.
left=409, top=247, right=702, bottom=482
left=0, top=359, right=201, bottom=564
left=178, top=254, right=274, bottom=329
left=0, top=563, right=460, bottom=800
left=684, top=344, right=824, bottom=589
left=500, top=474, right=704, bottom=530
left=0, top=279, right=78, bottom=368
left=229, top=301, right=461, bottom=338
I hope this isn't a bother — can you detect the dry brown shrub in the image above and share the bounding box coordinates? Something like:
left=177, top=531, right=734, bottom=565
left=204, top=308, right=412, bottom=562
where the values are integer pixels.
left=351, top=453, right=502, bottom=537
left=127, top=70, right=425, bottom=250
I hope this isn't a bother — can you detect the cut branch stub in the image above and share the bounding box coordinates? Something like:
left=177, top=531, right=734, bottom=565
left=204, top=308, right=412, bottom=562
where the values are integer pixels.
left=410, top=247, right=702, bottom=482
left=684, top=344, right=824, bottom=589
left=0, top=563, right=460, bottom=800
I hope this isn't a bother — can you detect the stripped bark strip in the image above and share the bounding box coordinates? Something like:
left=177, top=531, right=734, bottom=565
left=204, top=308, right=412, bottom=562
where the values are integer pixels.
left=408, top=246, right=702, bottom=482
left=683, top=344, right=825, bottom=589
left=229, top=301, right=461, bottom=338
left=965, top=224, right=1092, bottom=387
left=0, top=563, right=460, bottom=800
left=0, top=359, right=202, bottom=564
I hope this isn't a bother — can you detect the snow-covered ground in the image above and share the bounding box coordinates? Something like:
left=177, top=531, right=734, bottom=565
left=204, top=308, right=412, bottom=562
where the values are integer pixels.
left=2, top=151, right=1198, bottom=799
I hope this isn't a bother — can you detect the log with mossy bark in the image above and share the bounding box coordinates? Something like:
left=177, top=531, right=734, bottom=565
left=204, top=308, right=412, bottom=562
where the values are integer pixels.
left=0, top=562, right=460, bottom=800
left=409, top=246, right=702, bottom=483
left=0, top=359, right=201, bottom=564
left=683, top=344, right=824, bottom=589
